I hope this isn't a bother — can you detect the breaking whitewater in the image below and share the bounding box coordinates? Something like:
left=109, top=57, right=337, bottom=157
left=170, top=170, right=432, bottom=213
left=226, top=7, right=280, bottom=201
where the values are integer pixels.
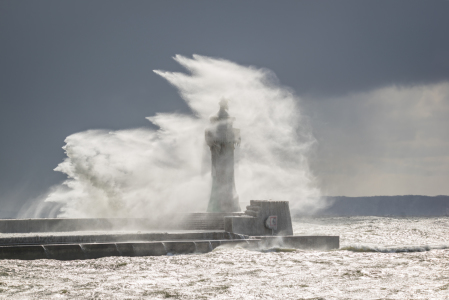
left=1, top=216, right=448, bottom=299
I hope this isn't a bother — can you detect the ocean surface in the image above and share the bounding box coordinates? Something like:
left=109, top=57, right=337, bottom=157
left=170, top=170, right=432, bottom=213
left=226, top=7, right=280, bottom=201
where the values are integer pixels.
left=1, top=217, right=448, bottom=299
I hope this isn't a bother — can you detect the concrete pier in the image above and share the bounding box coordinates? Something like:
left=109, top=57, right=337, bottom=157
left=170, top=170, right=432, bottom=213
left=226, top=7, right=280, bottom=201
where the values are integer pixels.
left=0, top=200, right=340, bottom=260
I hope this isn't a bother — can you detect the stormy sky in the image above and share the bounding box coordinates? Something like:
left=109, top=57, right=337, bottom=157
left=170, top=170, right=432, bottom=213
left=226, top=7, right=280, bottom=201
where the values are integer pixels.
left=1, top=0, right=449, bottom=216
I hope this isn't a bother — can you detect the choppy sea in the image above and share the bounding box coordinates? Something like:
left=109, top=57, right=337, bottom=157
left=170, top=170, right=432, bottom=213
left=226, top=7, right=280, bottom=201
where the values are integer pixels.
left=1, top=217, right=448, bottom=299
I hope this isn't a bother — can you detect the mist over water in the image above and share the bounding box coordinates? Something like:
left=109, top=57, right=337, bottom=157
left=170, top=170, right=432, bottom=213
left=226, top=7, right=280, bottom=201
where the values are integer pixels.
left=21, top=55, right=322, bottom=218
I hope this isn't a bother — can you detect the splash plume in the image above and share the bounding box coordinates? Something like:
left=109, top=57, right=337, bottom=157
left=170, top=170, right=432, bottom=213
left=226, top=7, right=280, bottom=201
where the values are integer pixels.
left=22, top=55, right=323, bottom=218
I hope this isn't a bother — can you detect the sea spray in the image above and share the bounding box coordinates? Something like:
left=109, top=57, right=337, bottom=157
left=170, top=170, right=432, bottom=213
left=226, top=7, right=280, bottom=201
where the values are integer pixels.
left=22, top=55, right=323, bottom=218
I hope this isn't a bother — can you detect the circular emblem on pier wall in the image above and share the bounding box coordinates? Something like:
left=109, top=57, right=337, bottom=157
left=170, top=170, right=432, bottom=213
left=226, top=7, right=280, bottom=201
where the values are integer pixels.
left=265, top=215, right=278, bottom=230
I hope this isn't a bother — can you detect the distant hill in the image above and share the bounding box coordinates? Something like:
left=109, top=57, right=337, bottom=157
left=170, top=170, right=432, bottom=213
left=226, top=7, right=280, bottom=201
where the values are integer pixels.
left=0, top=210, right=16, bottom=219
left=308, top=195, right=449, bottom=217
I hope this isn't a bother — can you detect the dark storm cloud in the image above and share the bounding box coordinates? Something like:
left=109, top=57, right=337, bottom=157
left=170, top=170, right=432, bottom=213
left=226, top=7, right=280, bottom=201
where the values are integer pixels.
left=1, top=0, right=448, bottom=215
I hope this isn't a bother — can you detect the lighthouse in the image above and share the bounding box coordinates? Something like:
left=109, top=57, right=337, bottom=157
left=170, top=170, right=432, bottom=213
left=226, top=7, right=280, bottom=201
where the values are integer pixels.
left=205, top=99, right=241, bottom=212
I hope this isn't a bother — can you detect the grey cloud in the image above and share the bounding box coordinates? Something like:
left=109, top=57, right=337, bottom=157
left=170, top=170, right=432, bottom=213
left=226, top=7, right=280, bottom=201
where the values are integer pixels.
left=306, top=82, right=449, bottom=196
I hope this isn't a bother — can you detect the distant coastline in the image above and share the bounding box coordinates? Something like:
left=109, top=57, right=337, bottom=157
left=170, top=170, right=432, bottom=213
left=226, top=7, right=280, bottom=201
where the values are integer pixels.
left=303, top=195, right=449, bottom=217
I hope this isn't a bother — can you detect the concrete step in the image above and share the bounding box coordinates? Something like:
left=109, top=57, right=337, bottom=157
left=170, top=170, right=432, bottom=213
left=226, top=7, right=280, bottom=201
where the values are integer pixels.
left=0, top=235, right=340, bottom=260
left=0, top=231, right=249, bottom=246
left=0, top=239, right=260, bottom=260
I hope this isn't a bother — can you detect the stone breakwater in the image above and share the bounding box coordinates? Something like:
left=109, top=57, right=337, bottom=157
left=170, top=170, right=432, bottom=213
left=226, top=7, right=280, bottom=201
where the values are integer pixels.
left=0, top=201, right=339, bottom=260
left=0, top=230, right=339, bottom=260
